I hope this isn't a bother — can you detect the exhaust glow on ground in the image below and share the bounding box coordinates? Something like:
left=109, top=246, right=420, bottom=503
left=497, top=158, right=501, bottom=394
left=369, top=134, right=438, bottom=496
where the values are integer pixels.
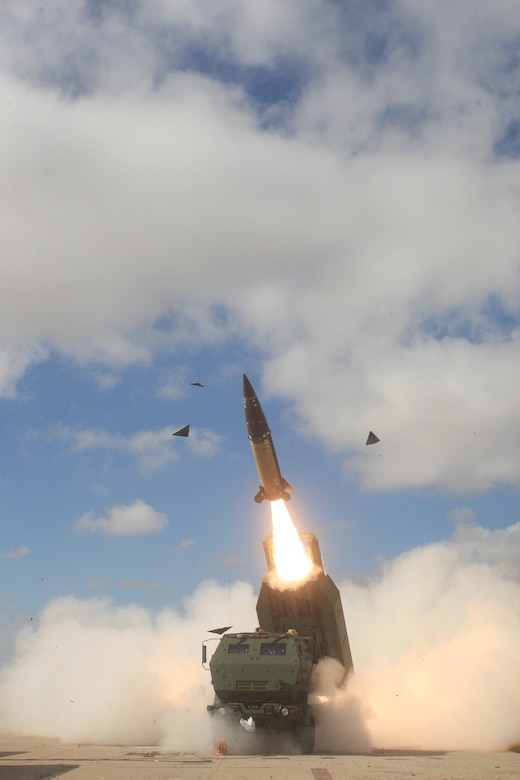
left=270, top=499, right=313, bottom=582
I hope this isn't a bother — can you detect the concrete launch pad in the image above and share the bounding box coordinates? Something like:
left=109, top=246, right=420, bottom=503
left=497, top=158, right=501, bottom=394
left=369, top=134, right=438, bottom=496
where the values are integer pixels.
left=1, top=735, right=520, bottom=780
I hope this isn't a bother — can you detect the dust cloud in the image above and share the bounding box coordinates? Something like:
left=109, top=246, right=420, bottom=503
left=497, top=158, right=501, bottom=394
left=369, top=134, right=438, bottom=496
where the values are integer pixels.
left=0, top=580, right=257, bottom=750
left=1, top=519, right=519, bottom=752
left=338, top=520, right=520, bottom=751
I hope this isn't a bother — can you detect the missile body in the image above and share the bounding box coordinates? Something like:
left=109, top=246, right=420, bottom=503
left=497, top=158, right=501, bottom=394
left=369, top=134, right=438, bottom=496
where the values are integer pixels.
left=243, top=374, right=292, bottom=503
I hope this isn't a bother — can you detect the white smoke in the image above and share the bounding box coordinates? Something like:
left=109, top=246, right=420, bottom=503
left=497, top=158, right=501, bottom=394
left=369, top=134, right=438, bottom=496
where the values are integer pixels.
left=0, top=580, right=257, bottom=750
left=333, top=518, right=520, bottom=751
left=311, top=658, right=372, bottom=754
left=1, top=518, right=519, bottom=752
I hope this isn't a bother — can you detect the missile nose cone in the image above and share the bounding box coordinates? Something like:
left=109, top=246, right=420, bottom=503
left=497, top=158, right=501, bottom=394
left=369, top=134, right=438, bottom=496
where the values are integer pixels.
left=243, top=374, right=255, bottom=399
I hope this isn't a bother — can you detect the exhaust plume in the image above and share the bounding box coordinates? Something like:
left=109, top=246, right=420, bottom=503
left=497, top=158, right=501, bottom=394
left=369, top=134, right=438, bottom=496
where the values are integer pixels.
left=1, top=518, right=519, bottom=751
left=270, top=499, right=313, bottom=583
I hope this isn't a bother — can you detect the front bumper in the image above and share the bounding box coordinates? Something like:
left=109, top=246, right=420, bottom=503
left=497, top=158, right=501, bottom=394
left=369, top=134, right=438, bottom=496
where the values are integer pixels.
left=207, top=701, right=305, bottom=729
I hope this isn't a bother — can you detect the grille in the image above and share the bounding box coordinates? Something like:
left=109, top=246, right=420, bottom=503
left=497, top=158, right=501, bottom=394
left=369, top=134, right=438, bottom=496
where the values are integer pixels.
left=236, top=680, right=268, bottom=692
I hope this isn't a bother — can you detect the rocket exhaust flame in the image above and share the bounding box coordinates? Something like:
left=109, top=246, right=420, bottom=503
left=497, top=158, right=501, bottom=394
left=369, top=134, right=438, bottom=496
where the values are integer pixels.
left=270, top=499, right=313, bottom=583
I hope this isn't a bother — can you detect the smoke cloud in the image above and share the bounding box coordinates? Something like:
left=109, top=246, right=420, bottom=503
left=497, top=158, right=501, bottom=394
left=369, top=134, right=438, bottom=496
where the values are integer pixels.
left=1, top=519, right=519, bottom=752
left=0, top=581, right=257, bottom=750
left=339, top=520, right=520, bottom=751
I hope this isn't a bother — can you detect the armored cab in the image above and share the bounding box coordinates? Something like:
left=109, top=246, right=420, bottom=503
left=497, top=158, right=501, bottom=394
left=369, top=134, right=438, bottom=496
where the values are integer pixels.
left=206, top=628, right=317, bottom=753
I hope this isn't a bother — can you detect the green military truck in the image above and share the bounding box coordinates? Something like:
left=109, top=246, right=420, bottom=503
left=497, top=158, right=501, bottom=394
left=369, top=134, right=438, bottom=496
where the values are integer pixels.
left=203, top=533, right=353, bottom=754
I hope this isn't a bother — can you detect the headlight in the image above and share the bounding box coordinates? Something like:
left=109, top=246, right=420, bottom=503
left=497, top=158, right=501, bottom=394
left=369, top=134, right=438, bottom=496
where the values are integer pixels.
left=218, top=707, right=226, bottom=715
left=280, top=707, right=289, bottom=716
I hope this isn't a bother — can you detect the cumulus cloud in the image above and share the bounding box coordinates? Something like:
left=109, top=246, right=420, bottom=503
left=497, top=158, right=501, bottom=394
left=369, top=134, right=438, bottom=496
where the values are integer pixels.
left=0, top=545, right=30, bottom=560
left=156, top=368, right=189, bottom=401
left=0, top=345, right=48, bottom=400
left=450, top=512, right=520, bottom=575
left=175, top=539, right=194, bottom=553
left=42, top=425, right=179, bottom=472
left=75, top=499, right=168, bottom=537
left=35, top=424, right=222, bottom=472
left=0, top=2, right=520, bottom=493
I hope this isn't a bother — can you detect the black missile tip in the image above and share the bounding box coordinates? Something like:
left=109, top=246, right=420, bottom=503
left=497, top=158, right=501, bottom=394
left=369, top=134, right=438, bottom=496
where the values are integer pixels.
left=243, top=374, right=255, bottom=396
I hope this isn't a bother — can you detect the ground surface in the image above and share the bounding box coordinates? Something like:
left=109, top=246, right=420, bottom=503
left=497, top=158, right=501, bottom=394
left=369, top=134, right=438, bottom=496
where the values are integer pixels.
left=1, top=735, right=519, bottom=780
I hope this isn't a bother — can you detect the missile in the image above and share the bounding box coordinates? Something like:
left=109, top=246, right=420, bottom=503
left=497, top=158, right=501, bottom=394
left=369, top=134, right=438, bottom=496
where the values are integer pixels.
left=243, top=374, right=292, bottom=503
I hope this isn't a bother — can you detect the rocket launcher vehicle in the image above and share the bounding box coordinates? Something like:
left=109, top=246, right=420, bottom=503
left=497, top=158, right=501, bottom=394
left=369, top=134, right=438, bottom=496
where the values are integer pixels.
left=243, top=374, right=292, bottom=503
left=204, top=532, right=353, bottom=754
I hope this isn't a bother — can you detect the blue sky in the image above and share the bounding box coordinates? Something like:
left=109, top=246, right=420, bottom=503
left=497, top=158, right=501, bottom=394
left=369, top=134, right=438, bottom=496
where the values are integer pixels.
left=1, top=1, right=520, bottom=751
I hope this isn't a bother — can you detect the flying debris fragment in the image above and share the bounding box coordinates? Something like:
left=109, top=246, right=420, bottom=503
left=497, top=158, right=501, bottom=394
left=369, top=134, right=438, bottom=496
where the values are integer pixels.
left=172, top=425, right=190, bottom=437
left=190, top=382, right=204, bottom=387
left=208, top=626, right=233, bottom=635
left=366, top=431, right=380, bottom=445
